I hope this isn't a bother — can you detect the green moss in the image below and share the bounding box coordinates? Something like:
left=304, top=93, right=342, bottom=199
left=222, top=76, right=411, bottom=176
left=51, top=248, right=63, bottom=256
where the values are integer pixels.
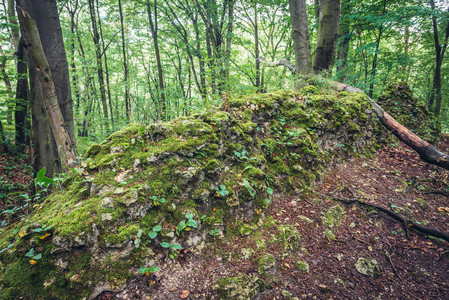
left=214, top=273, right=265, bottom=299
left=277, top=225, right=301, bottom=252
left=257, top=253, right=276, bottom=277
left=300, top=85, right=318, bottom=94
left=104, top=224, right=140, bottom=244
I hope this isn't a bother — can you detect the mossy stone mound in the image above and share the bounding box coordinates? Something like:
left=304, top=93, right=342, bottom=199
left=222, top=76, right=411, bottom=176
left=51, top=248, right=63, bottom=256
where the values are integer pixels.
left=377, top=82, right=441, bottom=142
left=0, top=89, right=383, bottom=299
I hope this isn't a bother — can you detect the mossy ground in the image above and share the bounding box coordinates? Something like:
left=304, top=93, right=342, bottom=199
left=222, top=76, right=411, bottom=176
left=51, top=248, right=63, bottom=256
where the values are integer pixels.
left=0, top=86, right=387, bottom=299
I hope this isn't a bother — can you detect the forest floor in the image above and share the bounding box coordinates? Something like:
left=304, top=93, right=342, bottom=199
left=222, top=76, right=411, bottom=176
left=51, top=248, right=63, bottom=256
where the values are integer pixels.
left=140, top=138, right=449, bottom=300
left=2, top=138, right=449, bottom=299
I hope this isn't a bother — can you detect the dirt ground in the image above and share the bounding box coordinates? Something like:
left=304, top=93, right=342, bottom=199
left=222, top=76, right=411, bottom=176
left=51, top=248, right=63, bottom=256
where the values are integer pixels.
left=135, top=139, right=449, bottom=300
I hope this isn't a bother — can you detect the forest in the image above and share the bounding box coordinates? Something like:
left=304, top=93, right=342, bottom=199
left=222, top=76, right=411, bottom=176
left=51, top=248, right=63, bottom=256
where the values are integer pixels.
left=0, top=0, right=449, bottom=299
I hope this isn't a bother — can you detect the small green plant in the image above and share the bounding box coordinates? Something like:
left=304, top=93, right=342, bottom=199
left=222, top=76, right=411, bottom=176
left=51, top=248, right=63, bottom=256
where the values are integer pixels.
left=214, top=184, right=229, bottom=197
left=160, top=242, right=182, bottom=250
left=243, top=179, right=255, bottom=197
left=134, top=229, right=144, bottom=248
left=25, top=248, right=42, bottom=261
left=209, top=228, right=220, bottom=236
left=138, top=266, right=159, bottom=275
left=150, top=196, right=166, bottom=206
left=148, top=225, right=162, bottom=239
left=234, top=148, right=249, bottom=160
left=176, top=212, right=198, bottom=236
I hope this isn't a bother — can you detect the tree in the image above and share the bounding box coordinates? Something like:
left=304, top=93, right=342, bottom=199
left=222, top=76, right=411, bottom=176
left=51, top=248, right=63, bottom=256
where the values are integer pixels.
left=313, top=0, right=341, bottom=74
left=88, top=0, right=109, bottom=130
left=428, top=0, right=449, bottom=117
left=288, top=0, right=312, bottom=75
left=17, top=0, right=77, bottom=174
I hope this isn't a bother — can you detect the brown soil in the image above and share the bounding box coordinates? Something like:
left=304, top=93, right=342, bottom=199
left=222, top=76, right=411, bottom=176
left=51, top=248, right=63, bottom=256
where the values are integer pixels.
left=134, top=139, right=449, bottom=300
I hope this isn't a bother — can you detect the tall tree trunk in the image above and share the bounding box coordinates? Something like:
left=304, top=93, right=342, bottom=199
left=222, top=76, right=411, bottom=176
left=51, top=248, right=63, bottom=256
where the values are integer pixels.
left=17, top=0, right=76, bottom=171
left=8, top=0, right=28, bottom=152
left=288, top=0, right=312, bottom=75
left=313, top=0, right=341, bottom=75
left=96, top=0, right=114, bottom=127
left=428, top=0, right=449, bottom=117
left=88, top=0, right=109, bottom=131
left=147, top=0, right=166, bottom=121
left=336, top=0, right=351, bottom=82
left=254, top=1, right=261, bottom=91
left=119, top=0, right=130, bottom=120
left=368, top=0, right=387, bottom=98
left=14, top=39, right=29, bottom=153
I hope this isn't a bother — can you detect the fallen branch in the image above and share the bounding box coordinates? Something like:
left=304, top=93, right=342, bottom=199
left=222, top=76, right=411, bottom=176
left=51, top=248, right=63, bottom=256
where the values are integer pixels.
left=424, top=190, right=449, bottom=196
left=312, top=191, right=449, bottom=243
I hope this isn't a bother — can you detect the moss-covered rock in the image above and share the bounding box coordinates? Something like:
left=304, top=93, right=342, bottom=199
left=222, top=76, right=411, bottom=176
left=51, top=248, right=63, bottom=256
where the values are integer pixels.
left=377, top=82, right=441, bottom=142
left=213, top=273, right=266, bottom=299
left=355, top=258, right=383, bottom=278
left=277, top=225, right=301, bottom=252
left=258, top=253, right=276, bottom=277
left=0, top=85, right=405, bottom=298
left=322, top=204, right=346, bottom=229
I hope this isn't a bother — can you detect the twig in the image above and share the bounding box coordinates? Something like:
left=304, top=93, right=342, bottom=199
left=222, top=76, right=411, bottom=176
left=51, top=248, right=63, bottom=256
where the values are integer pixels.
left=385, top=243, right=404, bottom=283
left=424, top=190, right=449, bottom=196
left=312, top=190, right=449, bottom=243
left=405, top=176, right=417, bottom=194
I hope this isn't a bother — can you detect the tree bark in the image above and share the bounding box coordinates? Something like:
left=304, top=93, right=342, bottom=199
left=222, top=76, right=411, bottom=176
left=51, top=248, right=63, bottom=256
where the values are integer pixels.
left=14, top=39, right=29, bottom=153
left=313, top=0, right=340, bottom=75
left=288, top=0, right=312, bottom=75
left=428, top=0, right=449, bottom=117
left=368, top=0, right=387, bottom=98
left=336, top=0, right=351, bottom=82
left=17, top=1, right=76, bottom=170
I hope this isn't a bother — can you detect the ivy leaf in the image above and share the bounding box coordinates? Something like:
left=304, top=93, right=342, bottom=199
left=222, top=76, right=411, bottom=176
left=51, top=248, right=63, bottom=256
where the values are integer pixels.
left=152, top=225, right=162, bottom=232
left=137, top=229, right=143, bottom=238
left=25, top=248, right=35, bottom=257
left=185, top=212, right=194, bottom=220
left=171, top=243, right=182, bottom=250
left=266, top=187, right=273, bottom=195
left=32, top=253, right=42, bottom=260
left=186, top=219, right=198, bottom=228
left=148, top=231, right=157, bottom=239
left=160, top=242, right=171, bottom=248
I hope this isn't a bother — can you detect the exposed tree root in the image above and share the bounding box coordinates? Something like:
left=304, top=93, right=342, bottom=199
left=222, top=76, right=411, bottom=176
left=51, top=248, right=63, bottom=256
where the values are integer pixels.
left=312, top=191, right=449, bottom=243
left=424, top=190, right=449, bottom=197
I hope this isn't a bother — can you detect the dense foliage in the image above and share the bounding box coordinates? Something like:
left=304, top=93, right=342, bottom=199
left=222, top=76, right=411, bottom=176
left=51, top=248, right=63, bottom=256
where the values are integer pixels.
left=0, top=0, right=448, bottom=148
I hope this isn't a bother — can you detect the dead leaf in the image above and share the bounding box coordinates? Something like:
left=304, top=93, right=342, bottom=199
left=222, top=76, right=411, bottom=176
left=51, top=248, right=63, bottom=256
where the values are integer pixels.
left=179, top=290, right=190, bottom=299
left=437, top=207, right=449, bottom=213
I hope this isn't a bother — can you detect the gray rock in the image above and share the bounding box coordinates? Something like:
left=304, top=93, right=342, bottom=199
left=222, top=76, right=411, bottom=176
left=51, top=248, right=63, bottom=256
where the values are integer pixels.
left=355, top=258, right=382, bottom=278
left=52, top=236, right=72, bottom=254
left=101, top=213, right=113, bottom=221
left=100, top=197, right=114, bottom=209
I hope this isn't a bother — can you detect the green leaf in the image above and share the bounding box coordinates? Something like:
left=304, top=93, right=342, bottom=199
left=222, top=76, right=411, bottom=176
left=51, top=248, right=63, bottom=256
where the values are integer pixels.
left=36, top=168, right=46, bottom=183
left=32, top=253, right=42, bottom=260
left=160, top=242, right=171, bottom=248
left=171, top=243, right=182, bottom=250
left=186, top=219, right=198, bottom=228
left=138, top=266, right=148, bottom=274
left=137, top=229, right=143, bottom=238
left=243, top=179, right=255, bottom=197
left=148, top=231, right=157, bottom=239
left=264, top=198, right=271, bottom=205
left=147, top=266, right=159, bottom=272
left=219, top=184, right=226, bottom=191
left=25, top=248, right=35, bottom=257
left=152, top=225, right=162, bottom=232
left=32, top=228, right=43, bottom=233
left=266, top=187, right=273, bottom=195
left=185, top=212, right=194, bottom=220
